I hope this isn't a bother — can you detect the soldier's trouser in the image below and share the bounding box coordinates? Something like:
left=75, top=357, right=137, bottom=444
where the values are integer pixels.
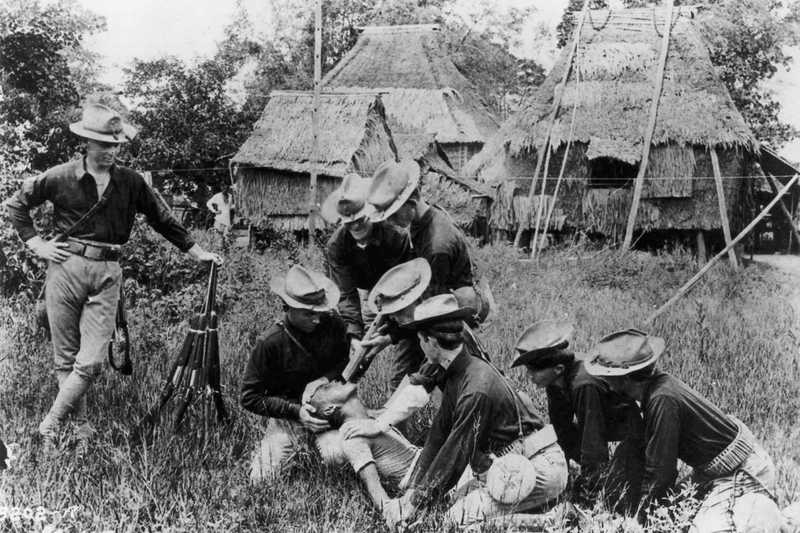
left=249, top=418, right=346, bottom=483
left=447, top=437, right=568, bottom=526
left=39, top=255, right=121, bottom=436
left=690, top=443, right=783, bottom=533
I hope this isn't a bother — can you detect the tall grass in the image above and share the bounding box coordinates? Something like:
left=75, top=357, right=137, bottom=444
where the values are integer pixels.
left=0, top=230, right=798, bottom=531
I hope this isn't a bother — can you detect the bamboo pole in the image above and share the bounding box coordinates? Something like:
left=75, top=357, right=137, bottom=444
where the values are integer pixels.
left=512, top=0, right=589, bottom=249
left=710, top=148, right=738, bottom=269
left=308, top=0, right=322, bottom=235
left=766, top=173, right=800, bottom=252
left=646, top=173, right=800, bottom=324
left=622, top=0, right=674, bottom=250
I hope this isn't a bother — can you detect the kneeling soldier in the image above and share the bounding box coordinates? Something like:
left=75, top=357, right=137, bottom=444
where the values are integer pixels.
left=512, top=320, right=644, bottom=512
left=382, top=295, right=568, bottom=528
left=241, top=265, right=350, bottom=482
left=585, top=329, right=783, bottom=531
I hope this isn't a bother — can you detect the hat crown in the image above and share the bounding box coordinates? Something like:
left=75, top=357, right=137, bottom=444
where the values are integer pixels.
left=372, top=258, right=430, bottom=311
left=515, top=320, right=574, bottom=354
left=412, top=294, right=460, bottom=323
left=337, top=174, right=370, bottom=217
left=81, top=104, right=124, bottom=136
left=368, top=159, right=420, bottom=211
left=593, top=329, right=655, bottom=368
left=284, top=265, right=327, bottom=305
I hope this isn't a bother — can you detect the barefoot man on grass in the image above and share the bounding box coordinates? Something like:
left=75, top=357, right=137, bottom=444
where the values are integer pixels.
left=4, top=104, right=222, bottom=451
left=241, top=265, right=351, bottom=482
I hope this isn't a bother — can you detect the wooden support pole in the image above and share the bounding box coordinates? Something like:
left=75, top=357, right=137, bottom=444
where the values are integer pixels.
left=512, top=0, right=588, bottom=249
left=695, top=230, right=707, bottom=264
left=622, top=0, right=674, bottom=250
left=710, top=148, right=738, bottom=269
left=308, top=0, right=322, bottom=235
left=646, top=173, right=800, bottom=324
left=766, top=173, right=800, bottom=252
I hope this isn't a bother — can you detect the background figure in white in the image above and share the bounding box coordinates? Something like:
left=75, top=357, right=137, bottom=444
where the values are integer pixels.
left=207, top=185, right=234, bottom=233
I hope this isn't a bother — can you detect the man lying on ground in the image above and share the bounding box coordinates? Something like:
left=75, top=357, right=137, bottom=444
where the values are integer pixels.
left=361, top=294, right=568, bottom=528
left=513, top=320, right=645, bottom=513
left=240, top=265, right=350, bottom=482
left=585, top=329, right=785, bottom=532
left=306, top=381, right=420, bottom=523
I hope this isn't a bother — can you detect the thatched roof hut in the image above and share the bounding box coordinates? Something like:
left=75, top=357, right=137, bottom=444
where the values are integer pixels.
left=231, top=91, right=396, bottom=231
left=465, top=7, right=759, bottom=242
left=322, top=24, right=499, bottom=172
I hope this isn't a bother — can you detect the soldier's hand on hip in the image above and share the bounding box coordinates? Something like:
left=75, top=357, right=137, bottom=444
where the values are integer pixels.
left=299, top=404, right=330, bottom=433
left=26, top=236, right=71, bottom=263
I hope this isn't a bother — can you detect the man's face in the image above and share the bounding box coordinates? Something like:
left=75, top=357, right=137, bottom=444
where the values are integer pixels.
left=525, top=365, right=562, bottom=389
left=286, top=308, right=323, bottom=333
left=387, top=201, right=415, bottom=229
left=417, top=331, right=441, bottom=363
left=345, top=216, right=372, bottom=243
left=86, top=139, right=119, bottom=169
left=309, top=382, right=360, bottom=420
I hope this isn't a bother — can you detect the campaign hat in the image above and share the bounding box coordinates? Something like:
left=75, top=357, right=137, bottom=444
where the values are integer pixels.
left=367, top=258, right=431, bottom=314
left=270, top=265, right=340, bottom=312
left=511, top=320, right=575, bottom=368
left=69, top=103, right=137, bottom=143
left=583, top=328, right=666, bottom=377
left=366, top=159, right=420, bottom=222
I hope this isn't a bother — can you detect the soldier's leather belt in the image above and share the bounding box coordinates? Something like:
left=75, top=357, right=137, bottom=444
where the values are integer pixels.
left=64, top=239, right=121, bottom=261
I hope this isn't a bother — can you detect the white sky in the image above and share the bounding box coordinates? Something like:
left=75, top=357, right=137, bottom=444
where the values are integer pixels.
left=77, top=0, right=800, bottom=161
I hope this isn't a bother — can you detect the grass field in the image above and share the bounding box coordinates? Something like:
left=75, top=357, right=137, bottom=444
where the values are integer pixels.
left=1, top=229, right=798, bottom=532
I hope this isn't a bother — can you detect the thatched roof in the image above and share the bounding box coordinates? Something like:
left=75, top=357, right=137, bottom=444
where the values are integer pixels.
left=322, top=24, right=499, bottom=148
left=232, top=91, right=394, bottom=177
left=467, top=7, right=758, bottom=180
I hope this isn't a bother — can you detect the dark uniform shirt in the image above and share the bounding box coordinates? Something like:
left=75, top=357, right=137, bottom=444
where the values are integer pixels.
left=640, top=372, right=738, bottom=502
left=408, top=351, right=545, bottom=503
left=325, top=222, right=412, bottom=338
left=547, top=360, right=642, bottom=467
left=240, top=314, right=350, bottom=421
left=410, top=207, right=473, bottom=297
left=6, top=158, right=194, bottom=251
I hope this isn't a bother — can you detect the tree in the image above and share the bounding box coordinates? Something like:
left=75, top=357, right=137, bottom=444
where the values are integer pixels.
left=0, top=0, right=106, bottom=171
left=121, top=57, right=252, bottom=199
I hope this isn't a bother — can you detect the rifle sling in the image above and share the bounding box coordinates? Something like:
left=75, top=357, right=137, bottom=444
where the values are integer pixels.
left=277, top=321, right=313, bottom=360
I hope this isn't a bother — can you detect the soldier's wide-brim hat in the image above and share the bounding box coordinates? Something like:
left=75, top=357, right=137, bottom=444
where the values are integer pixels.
left=270, top=265, right=340, bottom=312
left=69, top=103, right=137, bottom=144
left=367, top=258, right=431, bottom=314
left=402, top=293, right=473, bottom=330
left=366, top=159, right=421, bottom=222
left=511, top=320, right=575, bottom=368
left=320, top=173, right=375, bottom=224
left=583, top=328, right=666, bottom=377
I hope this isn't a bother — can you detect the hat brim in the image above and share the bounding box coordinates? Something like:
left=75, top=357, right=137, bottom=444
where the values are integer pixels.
left=69, top=122, right=137, bottom=144
left=510, top=342, right=570, bottom=368
left=368, top=173, right=420, bottom=223
left=400, top=306, right=474, bottom=330
left=270, top=275, right=341, bottom=312
left=582, top=337, right=665, bottom=377
left=367, top=258, right=431, bottom=314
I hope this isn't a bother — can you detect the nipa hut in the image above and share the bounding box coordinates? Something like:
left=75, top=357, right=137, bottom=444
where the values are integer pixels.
left=322, top=24, right=500, bottom=173
left=231, top=91, right=396, bottom=231
left=465, top=7, right=759, bottom=245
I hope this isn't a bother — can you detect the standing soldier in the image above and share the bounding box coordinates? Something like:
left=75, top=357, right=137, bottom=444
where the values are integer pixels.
left=241, top=265, right=350, bottom=482
left=322, top=174, right=412, bottom=346
left=511, top=320, right=644, bottom=512
left=4, top=103, right=221, bottom=449
left=585, top=329, right=784, bottom=531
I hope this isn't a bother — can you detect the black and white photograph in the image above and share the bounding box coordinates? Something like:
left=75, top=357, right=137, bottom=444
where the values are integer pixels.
left=1, top=0, right=800, bottom=530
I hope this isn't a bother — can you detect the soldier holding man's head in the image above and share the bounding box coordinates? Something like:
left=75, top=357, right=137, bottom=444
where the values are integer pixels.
left=5, top=104, right=221, bottom=450
left=241, top=265, right=350, bottom=482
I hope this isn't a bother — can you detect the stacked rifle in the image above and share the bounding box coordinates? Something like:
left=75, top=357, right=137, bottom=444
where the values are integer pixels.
left=137, top=263, right=227, bottom=442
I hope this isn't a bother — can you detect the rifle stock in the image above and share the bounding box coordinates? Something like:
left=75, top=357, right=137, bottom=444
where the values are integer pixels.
left=341, top=312, right=384, bottom=382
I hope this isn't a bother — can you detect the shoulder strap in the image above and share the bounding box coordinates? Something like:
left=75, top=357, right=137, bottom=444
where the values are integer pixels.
left=277, top=321, right=312, bottom=360
left=57, top=183, right=113, bottom=241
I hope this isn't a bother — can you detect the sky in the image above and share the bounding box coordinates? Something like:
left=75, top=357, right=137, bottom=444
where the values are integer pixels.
left=76, top=0, right=800, bottom=161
